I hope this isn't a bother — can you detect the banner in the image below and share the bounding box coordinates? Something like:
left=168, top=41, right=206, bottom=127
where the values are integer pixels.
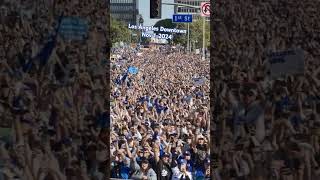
left=268, top=49, right=304, bottom=78
left=193, top=77, right=205, bottom=86
left=128, top=66, right=139, bottom=75
left=59, top=17, right=88, bottom=40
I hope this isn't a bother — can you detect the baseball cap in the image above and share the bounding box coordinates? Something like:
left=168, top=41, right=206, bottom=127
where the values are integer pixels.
left=127, top=136, right=133, bottom=141
left=161, top=153, right=170, bottom=158
left=141, top=158, right=149, bottom=164
left=144, top=121, right=150, bottom=127
left=185, top=134, right=192, bottom=140
left=184, top=151, right=191, bottom=156
left=170, top=132, right=178, bottom=137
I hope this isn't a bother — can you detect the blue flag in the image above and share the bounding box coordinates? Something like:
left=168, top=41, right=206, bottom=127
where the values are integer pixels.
left=128, top=66, right=138, bottom=74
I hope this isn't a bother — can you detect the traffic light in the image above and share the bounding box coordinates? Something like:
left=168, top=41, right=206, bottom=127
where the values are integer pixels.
left=150, top=0, right=162, bottom=19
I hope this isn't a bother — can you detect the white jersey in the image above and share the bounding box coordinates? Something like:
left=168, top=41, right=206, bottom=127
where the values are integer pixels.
left=171, top=167, right=193, bottom=180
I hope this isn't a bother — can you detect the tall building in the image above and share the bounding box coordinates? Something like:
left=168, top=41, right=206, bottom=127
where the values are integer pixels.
left=110, top=0, right=139, bottom=25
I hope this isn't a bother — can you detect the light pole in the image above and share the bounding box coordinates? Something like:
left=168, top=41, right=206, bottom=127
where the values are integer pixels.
left=162, top=2, right=200, bottom=51
left=139, top=15, right=144, bottom=45
left=187, top=23, right=190, bottom=53
left=161, top=2, right=209, bottom=55
left=195, top=40, right=197, bottom=52
left=202, top=17, right=205, bottom=60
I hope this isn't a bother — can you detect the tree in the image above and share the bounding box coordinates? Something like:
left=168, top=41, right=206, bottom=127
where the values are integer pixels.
left=189, top=16, right=210, bottom=50
left=153, top=17, right=210, bottom=48
left=110, top=18, right=131, bottom=44
left=154, top=19, right=175, bottom=44
left=154, top=19, right=175, bottom=32
left=154, top=19, right=187, bottom=45
left=173, top=23, right=187, bottom=46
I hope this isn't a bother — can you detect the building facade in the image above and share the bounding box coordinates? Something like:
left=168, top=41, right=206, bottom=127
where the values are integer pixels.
left=174, top=0, right=209, bottom=19
left=110, top=0, right=139, bottom=25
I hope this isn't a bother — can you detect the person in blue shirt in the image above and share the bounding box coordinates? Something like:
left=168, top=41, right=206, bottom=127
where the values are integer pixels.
left=18, top=43, right=35, bottom=73
left=194, top=158, right=210, bottom=180
left=120, top=72, right=128, bottom=84
left=155, top=100, right=168, bottom=114
left=111, top=150, right=131, bottom=179
left=147, top=99, right=154, bottom=111
left=288, top=105, right=303, bottom=131
left=177, top=151, right=195, bottom=173
left=273, top=87, right=291, bottom=114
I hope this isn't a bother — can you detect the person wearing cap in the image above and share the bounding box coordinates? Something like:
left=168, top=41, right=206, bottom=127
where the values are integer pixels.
left=182, top=135, right=192, bottom=153
left=171, top=159, right=193, bottom=180
left=111, top=149, right=131, bottom=179
left=194, top=158, right=211, bottom=180
left=177, top=151, right=195, bottom=173
left=130, top=157, right=157, bottom=180
left=155, top=152, right=173, bottom=180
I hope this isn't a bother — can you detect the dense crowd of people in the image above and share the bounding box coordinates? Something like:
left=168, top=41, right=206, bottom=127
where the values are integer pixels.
left=0, top=1, right=109, bottom=180
left=211, top=1, right=320, bottom=180
left=2, top=0, right=320, bottom=180
left=110, top=46, right=210, bottom=180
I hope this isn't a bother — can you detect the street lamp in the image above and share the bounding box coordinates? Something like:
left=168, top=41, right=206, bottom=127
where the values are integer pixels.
left=139, top=16, right=144, bottom=45
left=139, top=16, right=144, bottom=25
left=161, top=2, right=209, bottom=58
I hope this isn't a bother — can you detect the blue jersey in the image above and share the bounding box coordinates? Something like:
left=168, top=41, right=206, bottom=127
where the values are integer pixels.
left=111, top=161, right=131, bottom=179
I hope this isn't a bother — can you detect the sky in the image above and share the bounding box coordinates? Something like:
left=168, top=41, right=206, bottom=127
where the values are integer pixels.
left=138, top=0, right=175, bottom=26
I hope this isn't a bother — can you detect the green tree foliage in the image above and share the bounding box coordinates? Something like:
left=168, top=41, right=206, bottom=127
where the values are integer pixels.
left=189, top=16, right=210, bottom=49
left=154, top=19, right=187, bottom=45
left=173, top=23, right=187, bottom=46
left=111, top=18, right=131, bottom=44
left=154, top=19, right=175, bottom=44
left=153, top=17, right=210, bottom=48
left=154, top=19, right=175, bottom=33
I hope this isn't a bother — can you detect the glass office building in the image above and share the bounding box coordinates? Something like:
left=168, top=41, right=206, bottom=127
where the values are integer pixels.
left=110, top=0, right=139, bottom=25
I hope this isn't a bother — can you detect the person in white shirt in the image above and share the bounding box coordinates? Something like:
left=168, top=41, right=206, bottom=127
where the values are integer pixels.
left=171, top=159, right=193, bottom=180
